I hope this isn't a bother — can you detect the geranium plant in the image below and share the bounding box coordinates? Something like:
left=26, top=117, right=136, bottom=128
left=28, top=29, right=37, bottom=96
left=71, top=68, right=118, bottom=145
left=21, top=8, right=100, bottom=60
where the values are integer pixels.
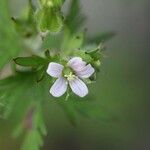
left=0, top=0, right=115, bottom=149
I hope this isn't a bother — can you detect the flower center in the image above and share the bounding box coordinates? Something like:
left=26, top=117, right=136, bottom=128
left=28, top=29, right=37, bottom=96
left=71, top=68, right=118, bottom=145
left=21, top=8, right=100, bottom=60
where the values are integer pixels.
left=64, top=72, right=75, bottom=81
left=63, top=68, right=75, bottom=81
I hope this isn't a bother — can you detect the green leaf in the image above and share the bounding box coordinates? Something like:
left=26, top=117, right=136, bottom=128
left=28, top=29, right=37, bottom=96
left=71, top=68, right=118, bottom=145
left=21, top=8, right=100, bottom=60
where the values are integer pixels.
left=14, top=56, right=47, bottom=67
left=0, top=72, right=37, bottom=119
left=0, top=72, right=49, bottom=150
left=0, top=0, right=21, bottom=69
left=87, top=32, right=116, bottom=44
left=20, top=103, right=47, bottom=150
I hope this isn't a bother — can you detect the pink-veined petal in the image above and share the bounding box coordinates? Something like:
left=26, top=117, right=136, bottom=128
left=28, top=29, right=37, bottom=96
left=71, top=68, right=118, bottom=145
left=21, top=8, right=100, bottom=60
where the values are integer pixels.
left=47, top=62, right=64, bottom=78
left=69, top=77, right=88, bottom=97
left=50, top=77, right=68, bottom=97
left=76, top=64, right=95, bottom=78
left=68, top=57, right=86, bottom=71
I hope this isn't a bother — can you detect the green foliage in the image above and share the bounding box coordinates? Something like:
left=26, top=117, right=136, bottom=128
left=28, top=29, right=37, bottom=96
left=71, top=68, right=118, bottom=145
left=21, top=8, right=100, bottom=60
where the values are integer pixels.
left=42, top=0, right=86, bottom=51
left=0, top=0, right=21, bottom=69
left=14, top=56, right=48, bottom=67
left=0, top=72, right=48, bottom=150
left=19, top=103, right=47, bottom=150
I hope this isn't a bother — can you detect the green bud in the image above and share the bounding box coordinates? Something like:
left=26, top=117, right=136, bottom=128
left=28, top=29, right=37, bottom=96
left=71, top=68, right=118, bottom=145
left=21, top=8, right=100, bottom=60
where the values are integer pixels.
left=36, top=0, right=65, bottom=33
left=91, top=60, right=101, bottom=72
left=96, top=60, right=101, bottom=66
left=83, top=78, right=95, bottom=84
left=35, top=7, right=63, bottom=33
left=39, top=0, right=53, bottom=7
left=39, top=0, right=64, bottom=8
left=94, top=60, right=101, bottom=67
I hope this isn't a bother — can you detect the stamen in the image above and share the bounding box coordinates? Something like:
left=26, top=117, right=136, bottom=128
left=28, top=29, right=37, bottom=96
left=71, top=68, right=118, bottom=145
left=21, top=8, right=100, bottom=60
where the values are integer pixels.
left=64, top=72, right=76, bottom=81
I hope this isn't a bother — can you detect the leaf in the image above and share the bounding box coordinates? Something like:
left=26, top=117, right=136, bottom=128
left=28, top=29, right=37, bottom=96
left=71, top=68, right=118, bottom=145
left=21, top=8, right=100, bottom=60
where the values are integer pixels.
left=0, top=72, right=49, bottom=150
left=0, top=72, right=36, bottom=119
left=20, top=103, right=47, bottom=150
left=14, top=56, right=47, bottom=67
left=36, top=66, right=47, bottom=83
left=87, top=32, right=116, bottom=44
left=21, top=130, right=41, bottom=150
left=65, top=0, right=86, bottom=34
left=0, top=0, right=21, bottom=69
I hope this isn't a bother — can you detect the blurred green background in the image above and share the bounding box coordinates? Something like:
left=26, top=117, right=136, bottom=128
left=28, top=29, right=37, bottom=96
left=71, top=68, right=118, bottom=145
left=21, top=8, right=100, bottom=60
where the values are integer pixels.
left=0, top=0, right=150, bottom=150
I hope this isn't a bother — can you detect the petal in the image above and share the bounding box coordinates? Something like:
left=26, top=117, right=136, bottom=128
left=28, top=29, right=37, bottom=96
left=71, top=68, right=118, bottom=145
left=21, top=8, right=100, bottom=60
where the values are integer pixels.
left=69, top=77, right=88, bottom=97
left=47, top=62, right=64, bottom=78
left=50, top=77, right=67, bottom=97
left=76, top=64, right=95, bottom=78
left=68, top=57, right=86, bottom=71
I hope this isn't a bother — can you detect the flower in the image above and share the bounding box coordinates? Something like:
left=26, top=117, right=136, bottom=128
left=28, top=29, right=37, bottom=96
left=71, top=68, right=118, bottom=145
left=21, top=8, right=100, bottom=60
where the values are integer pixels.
left=46, top=57, right=95, bottom=97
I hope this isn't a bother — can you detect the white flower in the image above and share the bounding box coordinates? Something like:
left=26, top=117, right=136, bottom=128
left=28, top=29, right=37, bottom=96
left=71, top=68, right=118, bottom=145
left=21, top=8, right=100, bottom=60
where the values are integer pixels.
left=46, top=57, right=95, bottom=97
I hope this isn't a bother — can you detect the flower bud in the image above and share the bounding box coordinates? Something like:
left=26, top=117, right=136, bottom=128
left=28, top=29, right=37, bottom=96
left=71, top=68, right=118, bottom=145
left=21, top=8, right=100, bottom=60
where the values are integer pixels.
left=36, top=0, right=64, bottom=33
left=35, top=6, right=63, bottom=33
left=39, top=0, right=64, bottom=8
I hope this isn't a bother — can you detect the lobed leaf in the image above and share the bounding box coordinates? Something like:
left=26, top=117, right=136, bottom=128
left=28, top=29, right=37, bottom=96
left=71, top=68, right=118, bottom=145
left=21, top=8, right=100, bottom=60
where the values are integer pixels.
left=0, top=72, right=48, bottom=150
